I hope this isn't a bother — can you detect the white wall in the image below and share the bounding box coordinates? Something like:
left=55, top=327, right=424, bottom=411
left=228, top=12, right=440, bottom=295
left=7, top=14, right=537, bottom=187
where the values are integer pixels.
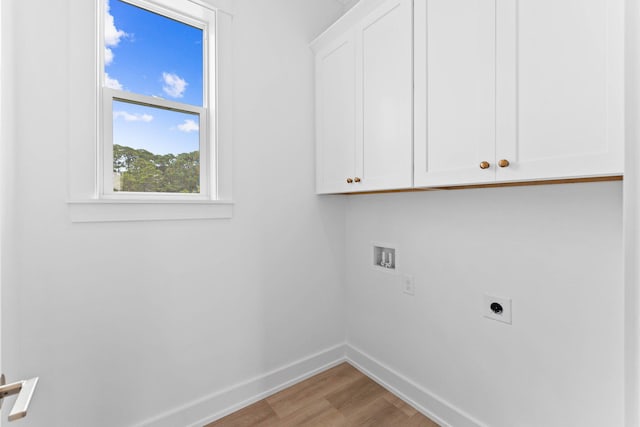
left=625, top=0, right=640, bottom=424
left=1, top=0, right=347, bottom=426
left=345, top=181, right=624, bottom=427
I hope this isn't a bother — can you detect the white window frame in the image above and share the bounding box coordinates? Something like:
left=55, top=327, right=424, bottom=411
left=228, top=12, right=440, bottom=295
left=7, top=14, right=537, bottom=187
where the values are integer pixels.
left=67, top=0, right=234, bottom=222
left=103, top=91, right=211, bottom=200
left=99, top=0, right=214, bottom=200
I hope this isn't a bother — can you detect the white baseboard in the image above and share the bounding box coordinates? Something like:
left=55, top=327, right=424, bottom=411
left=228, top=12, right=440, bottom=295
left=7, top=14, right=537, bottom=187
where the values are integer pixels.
left=131, top=342, right=486, bottom=427
left=131, top=343, right=347, bottom=427
left=345, top=344, right=488, bottom=427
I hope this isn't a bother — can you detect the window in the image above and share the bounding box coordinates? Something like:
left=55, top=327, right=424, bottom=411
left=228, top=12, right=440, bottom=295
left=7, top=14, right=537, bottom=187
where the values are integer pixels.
left=101, top=0, right=215, bottom=199
left=68, top=0, right=232, bottom=222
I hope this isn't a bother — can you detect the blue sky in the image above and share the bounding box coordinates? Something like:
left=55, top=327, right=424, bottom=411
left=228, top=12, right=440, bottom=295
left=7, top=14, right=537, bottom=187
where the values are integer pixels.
left=105, top=0, right=204, bottom=155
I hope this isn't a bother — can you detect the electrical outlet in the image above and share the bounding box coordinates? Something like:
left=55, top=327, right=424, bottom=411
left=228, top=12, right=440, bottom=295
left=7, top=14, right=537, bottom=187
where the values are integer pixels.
left=402, top=274, right=415, bottom=296
left=483, top=294, right=512, bottom=324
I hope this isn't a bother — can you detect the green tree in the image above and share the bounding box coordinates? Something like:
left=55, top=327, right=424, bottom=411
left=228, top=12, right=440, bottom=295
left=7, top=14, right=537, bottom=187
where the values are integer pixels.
left=114, top=144, right=200, bottom=193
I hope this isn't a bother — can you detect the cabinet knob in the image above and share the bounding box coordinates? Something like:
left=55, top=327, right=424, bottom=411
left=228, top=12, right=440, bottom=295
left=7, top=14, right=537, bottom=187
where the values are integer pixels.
left=498, top=159, right=510, bottom=168
left=354, top=177, right=361, bottom=183
left=346, top=178, right=353, bottom=184
left=479, top=161, right=490, bottom=170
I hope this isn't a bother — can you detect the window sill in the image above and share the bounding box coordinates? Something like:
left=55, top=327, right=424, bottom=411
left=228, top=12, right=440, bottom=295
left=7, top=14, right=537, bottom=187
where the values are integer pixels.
left=68, top=199, right=233, bottom=223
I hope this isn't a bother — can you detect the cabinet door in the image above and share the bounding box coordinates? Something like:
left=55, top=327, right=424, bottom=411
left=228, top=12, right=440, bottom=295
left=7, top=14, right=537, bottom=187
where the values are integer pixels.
left=315, top=33, right=356, bottom=194
left=354, top=0, right=413, bottom=192
left=414, top=0, right=496, bottom=187
left=495, top=0, right=624, bottom=182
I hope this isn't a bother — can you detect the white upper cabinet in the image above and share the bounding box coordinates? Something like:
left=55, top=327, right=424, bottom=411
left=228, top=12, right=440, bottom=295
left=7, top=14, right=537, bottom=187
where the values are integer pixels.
left=313, top=0, right=413, bottom=194
left=495, top=0, right=624, bottom=182
left=315, top=33, right=357, bottom=194
left=316, top=0, right=623, bottom=193
left=355, top=0, right=413, bottom=192
left=415, top=0, right=624, bottom=187
left=414, top=0, right=497, bottom=186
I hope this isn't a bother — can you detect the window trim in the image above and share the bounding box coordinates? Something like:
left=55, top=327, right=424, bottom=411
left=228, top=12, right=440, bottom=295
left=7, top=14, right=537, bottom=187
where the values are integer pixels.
left=68, top=199, right=233, bottom=223
left=67, top=0, right=233, bottom=222
left=99, top=0, right=215, bottom=200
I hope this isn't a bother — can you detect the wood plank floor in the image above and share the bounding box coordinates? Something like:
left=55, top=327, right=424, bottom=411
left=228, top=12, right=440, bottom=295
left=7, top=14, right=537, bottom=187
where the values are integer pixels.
left=205, top=363, right=439, bottom=427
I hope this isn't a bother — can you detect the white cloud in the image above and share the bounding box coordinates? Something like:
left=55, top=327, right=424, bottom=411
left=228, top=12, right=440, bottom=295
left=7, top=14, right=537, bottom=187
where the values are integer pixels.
left=114, top=111, right=154, bottom=122
left=104, top=0, right=127, bottom=66
left=105, top=73, right=123, bottom=90
left=162, top=72, right=188, bottom=98
left=177, top=119, right=199, bottom=133
left=104, top=48, right=114, bottom=66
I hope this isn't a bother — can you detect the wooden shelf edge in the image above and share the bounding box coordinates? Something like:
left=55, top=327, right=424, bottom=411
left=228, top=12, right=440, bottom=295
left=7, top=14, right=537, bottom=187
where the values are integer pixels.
left=338, top=175, right=623, bottom=196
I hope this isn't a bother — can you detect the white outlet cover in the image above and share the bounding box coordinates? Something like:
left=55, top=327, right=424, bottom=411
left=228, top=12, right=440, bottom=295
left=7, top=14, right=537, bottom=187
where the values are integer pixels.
left=483, top=294, right=512, bottom=324
left=402, top=274, right=415, bottom=296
